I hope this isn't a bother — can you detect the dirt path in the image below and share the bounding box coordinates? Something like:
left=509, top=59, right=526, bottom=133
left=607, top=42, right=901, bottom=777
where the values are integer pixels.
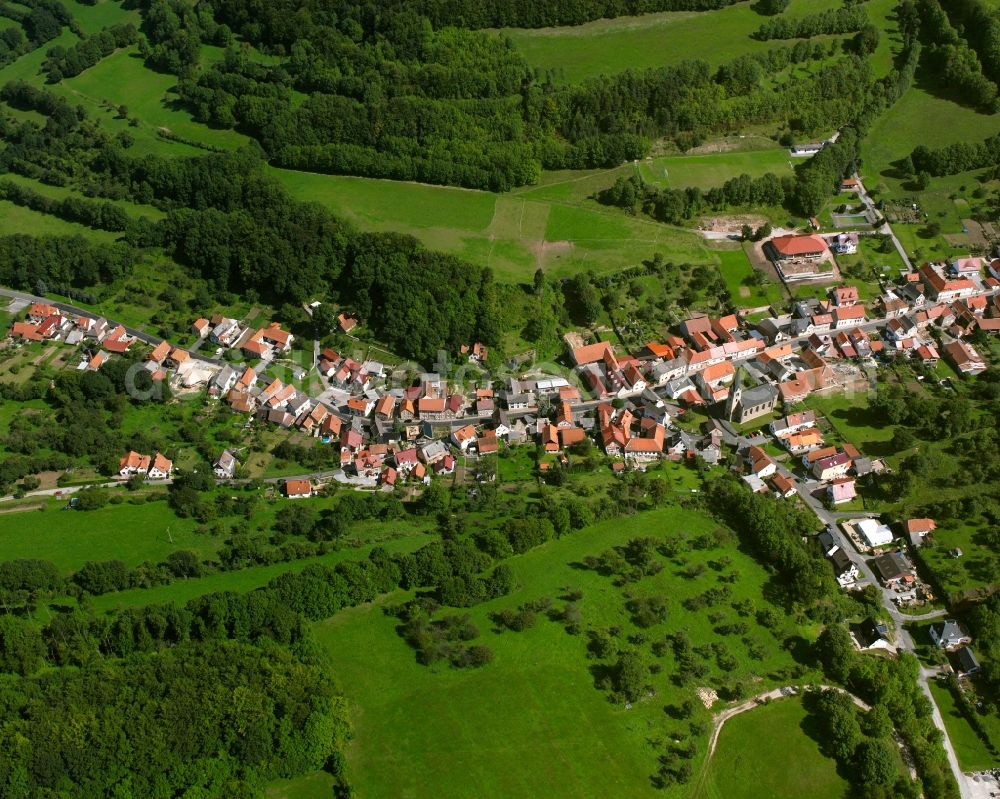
left=693, top=684, right=870, bottom=798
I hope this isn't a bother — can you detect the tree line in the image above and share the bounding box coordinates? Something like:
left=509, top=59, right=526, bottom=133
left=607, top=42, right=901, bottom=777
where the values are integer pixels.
left=937, top=0, right=1000, bottom=91
left=901, top=0, right=999, bottom=110
left=42, top=21, right=137, bottom=81
left=325, top=0, right=742, bottom=31
left=598, top=171, right=787, bottom=225
left=704, top=476, right=835, bottom=608
left=599, top=127, right=862, bottom=222
left=0, top=177, right=134, bottom=231
left=0, top=0, right=70, bottom=52
left=909, top=130, right=1000, bottom=176
left=752, top=5, right=869, bottom=41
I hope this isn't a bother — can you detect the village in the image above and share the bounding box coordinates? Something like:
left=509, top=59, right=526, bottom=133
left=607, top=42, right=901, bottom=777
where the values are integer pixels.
left=7, top=236, right=999, bottom=493
left=5, top=241, right=999, bottom=484
left=5, top=239, right=1000, bottom=676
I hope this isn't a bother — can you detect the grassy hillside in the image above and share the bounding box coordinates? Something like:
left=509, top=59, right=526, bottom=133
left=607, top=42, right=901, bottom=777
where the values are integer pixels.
left=308, top=505, right=820, bottom=799
left=0, top=498, right=212, bottom=571
left=501, top=0, right=845, bottom=83
left=273, top=166, right=715, bottom=283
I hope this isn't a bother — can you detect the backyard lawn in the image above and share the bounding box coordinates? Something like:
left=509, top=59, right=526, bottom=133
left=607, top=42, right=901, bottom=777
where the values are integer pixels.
left=715, top=245, right=784, bottom=310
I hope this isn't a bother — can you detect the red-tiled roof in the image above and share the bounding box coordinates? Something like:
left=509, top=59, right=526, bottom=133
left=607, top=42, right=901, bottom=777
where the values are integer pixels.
left=771, top=234, right=828, bottom=257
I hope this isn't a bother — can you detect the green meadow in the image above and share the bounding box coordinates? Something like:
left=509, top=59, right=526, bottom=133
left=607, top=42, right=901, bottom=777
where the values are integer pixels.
left=715, top=244, right=785, bottom=309
left=928, top=680, right=1000, bottom=773
left=0, top=199, right=121, bottom=240
left=862, top=86, right=1000, bottom=180
left=303, top=505, right=819, bottom=799
left=62, top=0, right=141, bottom=35
left=0, top=498, right=210, bottom=571
left=59, top=46, right=249, bottom=152
left=274, top=166, right=714, bottom=283
left=501, top=0, right=845, bottom=83
left=699, top=697, right=850, bottom=799
left=637, top=148, right=795, bottom=190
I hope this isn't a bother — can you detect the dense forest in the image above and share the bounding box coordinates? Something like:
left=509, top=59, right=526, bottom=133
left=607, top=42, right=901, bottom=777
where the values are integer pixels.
left=115, top=0, right=888, bottom=190
left=902, top=0, right=1000, bottom=110
left=0, top=640, right=346, bottom=798
left=0, top=81, right=506, bottom=362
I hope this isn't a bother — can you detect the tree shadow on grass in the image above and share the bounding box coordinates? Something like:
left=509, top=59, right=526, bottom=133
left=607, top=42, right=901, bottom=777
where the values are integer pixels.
left=828, top=406, right=882, bottom=433
left=782, top=634, right=814, bottom=667
left=797, top=697, right=857, bottom=786
left=859, top=439, right=897, bottom=458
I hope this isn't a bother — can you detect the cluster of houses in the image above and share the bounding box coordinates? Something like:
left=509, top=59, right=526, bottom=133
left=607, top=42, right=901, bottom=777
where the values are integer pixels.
left=821, top=514, right=944, bottom=609
left=118, top=450, right=173, bottom=479
left=929, top=619, right=980, bottom=678
left=10, top=303, right=141, bottom=371
left=6, top=246, right=999, bottom=492
left=847, top=616, right=979, bottom=669
left=194, top=314, right=296, bottom=361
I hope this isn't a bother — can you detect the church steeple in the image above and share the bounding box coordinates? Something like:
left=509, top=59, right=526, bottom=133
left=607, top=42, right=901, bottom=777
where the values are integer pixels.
left=725, top=366, right=743, bottom=422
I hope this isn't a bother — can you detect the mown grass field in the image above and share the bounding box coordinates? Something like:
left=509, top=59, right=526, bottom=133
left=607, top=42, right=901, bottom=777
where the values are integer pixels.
left=300, top=505, right=819, bottom=799
left=501, top=0, right=845, bottom=83
left=715, top=244, right=784, bottom=309
left=0, top=497, right=211, bottom=571
left=698, top=697, right=850, bottom=799
left=637, top=148, right=795, bottom=189
left=274, top=166, right=713, bottom=283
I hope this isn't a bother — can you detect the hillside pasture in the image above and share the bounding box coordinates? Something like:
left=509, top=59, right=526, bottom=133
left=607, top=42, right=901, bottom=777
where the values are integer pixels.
left=60, top=46, right=249, bottom=151
left=273, top=167, right=713, bottom=283
left=313, top=506, right=818, bottom=799
left=501, top=0, right=844, bottom=83
left=0, top=497, right=211, bottom=572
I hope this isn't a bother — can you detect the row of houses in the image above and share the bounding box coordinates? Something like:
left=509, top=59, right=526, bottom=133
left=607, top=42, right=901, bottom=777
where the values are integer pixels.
left=118, top=450, right=173, bottom=479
